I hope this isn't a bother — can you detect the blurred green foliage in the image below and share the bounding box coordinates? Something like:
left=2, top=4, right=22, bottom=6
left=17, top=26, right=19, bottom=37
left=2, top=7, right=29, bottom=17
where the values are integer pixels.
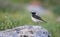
left=0, top=0, right=60, bottom=16
left=43, top=0, right=60, bottom=16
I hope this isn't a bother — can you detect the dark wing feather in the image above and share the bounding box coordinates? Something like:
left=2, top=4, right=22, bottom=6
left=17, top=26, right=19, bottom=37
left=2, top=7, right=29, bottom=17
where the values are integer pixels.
left=32, top=15, right=47, bottom=23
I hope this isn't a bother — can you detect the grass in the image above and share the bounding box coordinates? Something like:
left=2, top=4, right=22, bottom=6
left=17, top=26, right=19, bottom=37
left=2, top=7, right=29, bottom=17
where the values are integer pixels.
left=0, top=11, right=60, bottom=37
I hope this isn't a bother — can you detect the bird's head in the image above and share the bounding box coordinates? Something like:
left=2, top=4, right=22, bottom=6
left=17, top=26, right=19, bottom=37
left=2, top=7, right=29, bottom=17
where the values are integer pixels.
left=31, top=12, right=36, bottom=15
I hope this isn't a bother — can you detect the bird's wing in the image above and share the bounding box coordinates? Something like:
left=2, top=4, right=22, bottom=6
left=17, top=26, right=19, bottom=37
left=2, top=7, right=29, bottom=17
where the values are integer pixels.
left=33, top=15, right=47, bottom=23
left=33, top=15, right=42, bottom=20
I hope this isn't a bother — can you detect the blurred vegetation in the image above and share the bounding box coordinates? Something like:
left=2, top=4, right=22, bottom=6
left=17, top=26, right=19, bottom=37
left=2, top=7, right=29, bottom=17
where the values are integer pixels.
left=0, top=0, right=60, bottom=37
left=0, top=0, right=60, bottom=15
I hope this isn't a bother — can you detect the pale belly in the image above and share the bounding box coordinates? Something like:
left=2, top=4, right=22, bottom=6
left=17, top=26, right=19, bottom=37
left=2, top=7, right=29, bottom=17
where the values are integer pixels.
left=31, top=17, right=43, bottom=22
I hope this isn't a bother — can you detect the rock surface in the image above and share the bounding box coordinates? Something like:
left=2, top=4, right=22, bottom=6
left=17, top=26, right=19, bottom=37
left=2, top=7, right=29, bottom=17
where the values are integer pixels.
left=0, top=25, right=51, bottom=37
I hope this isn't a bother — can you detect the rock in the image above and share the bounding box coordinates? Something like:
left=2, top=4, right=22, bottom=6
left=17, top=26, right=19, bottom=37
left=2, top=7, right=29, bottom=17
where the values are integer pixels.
left=0, top=25, right=51, bottom=37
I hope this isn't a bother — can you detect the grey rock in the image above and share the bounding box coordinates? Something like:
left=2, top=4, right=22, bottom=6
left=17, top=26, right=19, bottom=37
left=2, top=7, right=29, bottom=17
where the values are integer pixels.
left=0, top=25, right=51, bottom=37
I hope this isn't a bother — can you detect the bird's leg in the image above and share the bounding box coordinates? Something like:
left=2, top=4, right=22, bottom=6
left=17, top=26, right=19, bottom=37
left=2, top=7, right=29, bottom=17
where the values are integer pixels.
left=36, top=22, right=40, bottom=25
left=35, top=22, right=37, bottom=25
left=38, top=22, right=40, bottom=25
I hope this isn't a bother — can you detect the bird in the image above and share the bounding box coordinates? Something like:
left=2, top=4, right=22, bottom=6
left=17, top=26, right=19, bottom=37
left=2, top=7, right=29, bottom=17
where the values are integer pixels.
left=31, top=12, right=47, bottom=24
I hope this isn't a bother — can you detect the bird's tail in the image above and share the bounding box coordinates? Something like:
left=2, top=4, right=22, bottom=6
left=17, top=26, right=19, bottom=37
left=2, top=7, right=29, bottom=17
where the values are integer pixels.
left=41, top=19, right=47, bottom=23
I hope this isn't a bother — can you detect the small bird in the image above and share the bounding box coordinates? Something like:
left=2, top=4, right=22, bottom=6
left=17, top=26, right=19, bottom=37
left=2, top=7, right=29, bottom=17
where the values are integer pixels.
left=31, top=12, right=47, bottom=24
